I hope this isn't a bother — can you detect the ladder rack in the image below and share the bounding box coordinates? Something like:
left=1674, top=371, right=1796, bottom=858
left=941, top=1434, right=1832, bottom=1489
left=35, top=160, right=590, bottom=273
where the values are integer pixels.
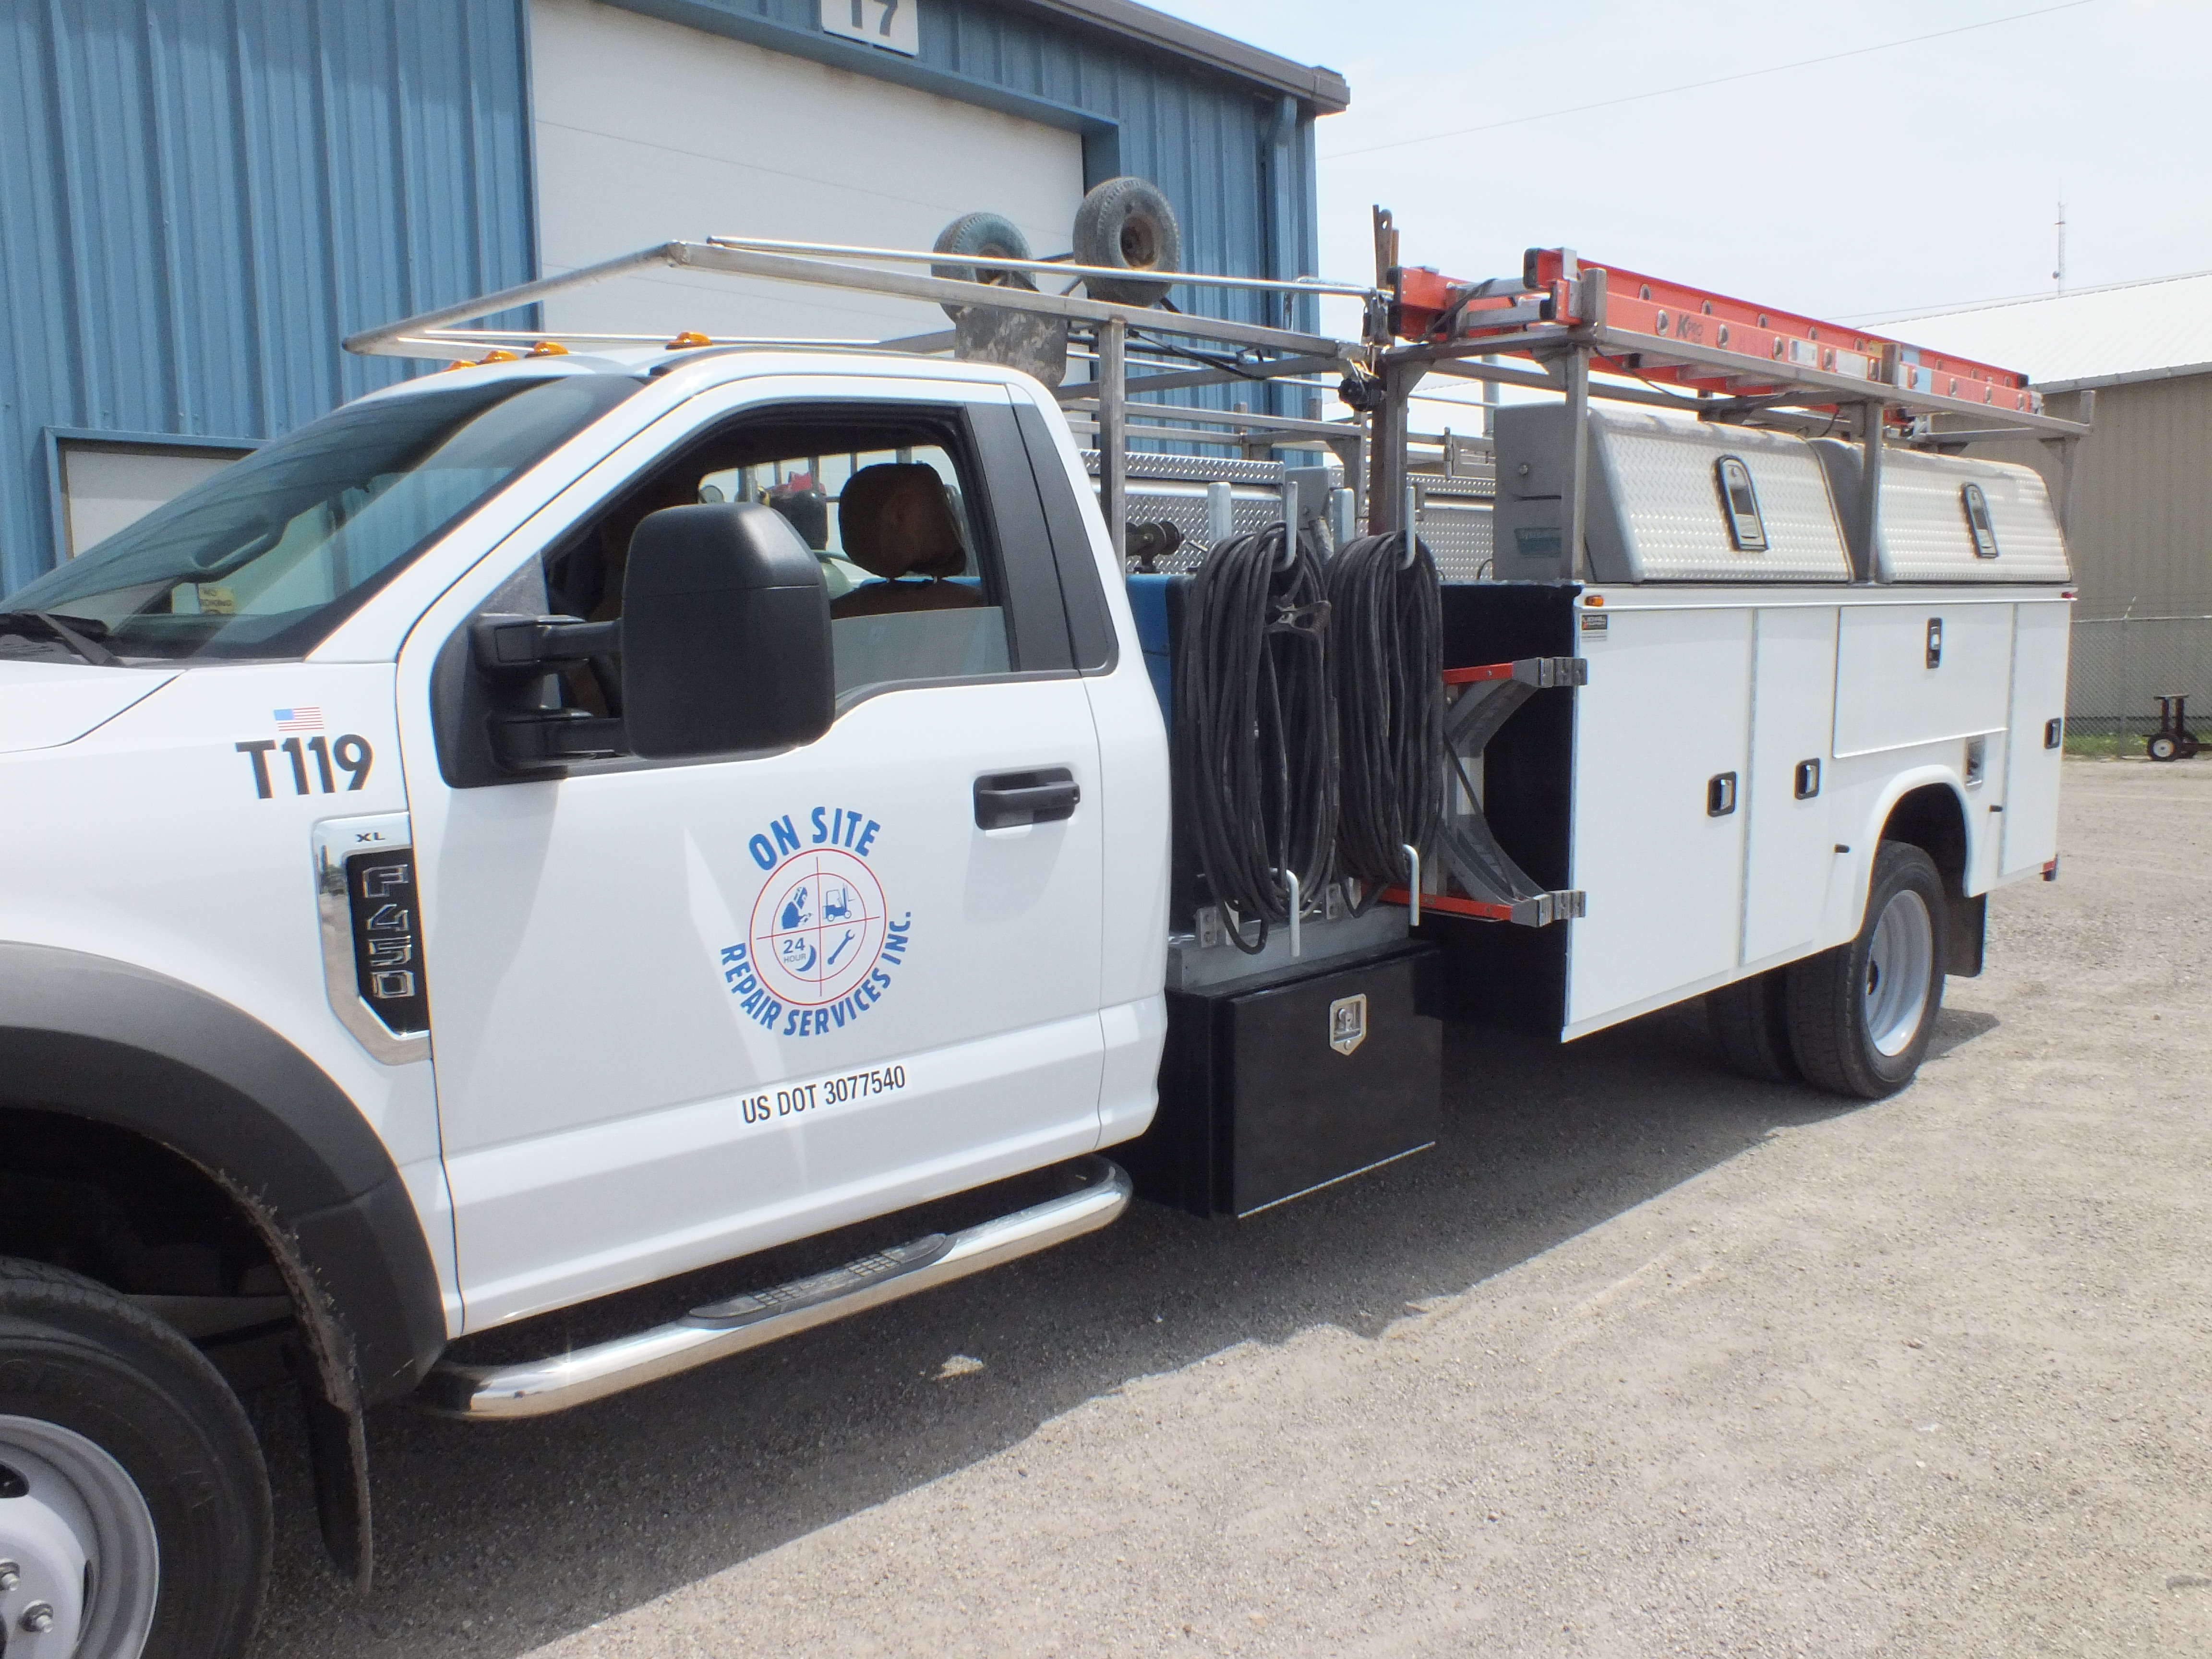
left=340, top=212, right=2092, bottom=562
left=1362, top=210, right=2091, bottom=552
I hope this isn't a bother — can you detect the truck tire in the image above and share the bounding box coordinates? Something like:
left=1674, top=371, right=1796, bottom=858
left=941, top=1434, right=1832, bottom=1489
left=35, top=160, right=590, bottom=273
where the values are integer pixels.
left=1071, top=177, right=1181, bottom=306
left=0, top=1260, right=270, bottom=1659
left=1785, top=841, right=1948, bottom=1099
left=1705, top=968, right=1798, bottom=1084
left=930, top=212, right=1034, bottom=319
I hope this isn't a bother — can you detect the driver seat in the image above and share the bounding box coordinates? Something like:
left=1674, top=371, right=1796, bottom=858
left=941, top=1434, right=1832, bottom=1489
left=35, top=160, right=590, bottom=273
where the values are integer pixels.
left=830, top=464, right=987, bottom=617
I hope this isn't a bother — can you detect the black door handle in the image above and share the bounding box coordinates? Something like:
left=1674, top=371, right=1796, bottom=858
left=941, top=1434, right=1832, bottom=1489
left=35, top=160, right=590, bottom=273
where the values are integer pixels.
left=975, top=768, right=1080, bottom=829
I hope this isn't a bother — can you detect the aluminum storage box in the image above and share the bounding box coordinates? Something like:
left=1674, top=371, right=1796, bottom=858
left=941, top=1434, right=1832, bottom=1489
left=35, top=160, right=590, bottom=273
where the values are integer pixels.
left=1809, top=441, right=2072, bottom=584
left=1493, top=405, right=1854, bottom=584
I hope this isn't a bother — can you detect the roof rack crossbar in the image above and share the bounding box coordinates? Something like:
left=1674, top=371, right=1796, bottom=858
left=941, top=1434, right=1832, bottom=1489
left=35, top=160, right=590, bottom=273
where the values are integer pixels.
left=345, top=240, right=1349, bottom=362
left=704, top=234, right=1376, bottom=299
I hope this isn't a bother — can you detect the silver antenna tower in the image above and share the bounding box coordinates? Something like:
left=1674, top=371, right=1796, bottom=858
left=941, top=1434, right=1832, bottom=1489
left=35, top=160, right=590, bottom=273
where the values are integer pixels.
left=2053, top=202, right=2067, bottom=294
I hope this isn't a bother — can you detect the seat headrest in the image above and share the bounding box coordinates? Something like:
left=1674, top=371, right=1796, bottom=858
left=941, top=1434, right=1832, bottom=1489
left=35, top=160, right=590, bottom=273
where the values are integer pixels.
left=837, top=463, right=968, bottom=580
left=764, top=483, right=829, bottom=550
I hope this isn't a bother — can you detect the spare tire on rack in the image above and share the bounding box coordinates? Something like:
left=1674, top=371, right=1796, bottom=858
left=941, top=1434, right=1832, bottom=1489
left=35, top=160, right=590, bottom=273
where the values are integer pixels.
left=930, top=212, right=1036, bottom=320
left=1072, top=176, right=1181, bottom=306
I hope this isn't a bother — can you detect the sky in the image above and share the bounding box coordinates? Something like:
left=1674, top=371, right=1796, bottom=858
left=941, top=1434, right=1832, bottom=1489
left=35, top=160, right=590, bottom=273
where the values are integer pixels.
left=1145, top=0, right=2212, bottom=356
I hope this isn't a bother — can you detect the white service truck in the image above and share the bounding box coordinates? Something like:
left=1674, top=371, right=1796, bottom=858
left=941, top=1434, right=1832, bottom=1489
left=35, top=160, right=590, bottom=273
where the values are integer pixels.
left=0, top=203, right=2079, bottom=1659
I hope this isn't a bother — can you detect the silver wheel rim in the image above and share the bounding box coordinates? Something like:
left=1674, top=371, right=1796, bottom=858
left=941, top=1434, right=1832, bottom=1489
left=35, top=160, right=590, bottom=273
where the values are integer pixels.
left=1863, top=888, right=1935, bottom=1058
left=0, top=1416, right=159, bottom=1659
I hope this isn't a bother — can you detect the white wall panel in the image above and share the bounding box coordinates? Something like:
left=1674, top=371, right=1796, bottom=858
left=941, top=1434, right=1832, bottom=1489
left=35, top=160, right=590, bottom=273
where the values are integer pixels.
left=530, top=0, right=1086, bottom=344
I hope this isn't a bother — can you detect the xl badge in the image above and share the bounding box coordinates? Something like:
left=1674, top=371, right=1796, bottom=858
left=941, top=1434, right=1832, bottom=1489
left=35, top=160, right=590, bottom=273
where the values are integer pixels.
left=1328, top=993, right=1368, bottom=1057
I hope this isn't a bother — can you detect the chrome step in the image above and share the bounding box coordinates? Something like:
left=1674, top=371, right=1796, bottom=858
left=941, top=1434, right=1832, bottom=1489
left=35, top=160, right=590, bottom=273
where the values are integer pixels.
left=418, top=1157, right=1131, bottom=1419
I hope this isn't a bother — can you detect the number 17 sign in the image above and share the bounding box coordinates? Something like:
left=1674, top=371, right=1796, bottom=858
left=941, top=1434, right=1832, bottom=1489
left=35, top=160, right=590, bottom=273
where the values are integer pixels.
left=821, top=0, right=919, bottom=56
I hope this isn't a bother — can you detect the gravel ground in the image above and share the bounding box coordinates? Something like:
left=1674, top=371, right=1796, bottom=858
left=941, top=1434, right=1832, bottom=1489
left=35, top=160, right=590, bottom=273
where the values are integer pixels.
left=249, top=759, right=2212, bottom=1659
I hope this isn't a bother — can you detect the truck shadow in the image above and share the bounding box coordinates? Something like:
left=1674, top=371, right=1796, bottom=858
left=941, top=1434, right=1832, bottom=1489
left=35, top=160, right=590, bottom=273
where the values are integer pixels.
left=246, top=1002, right=1954, bottom=1659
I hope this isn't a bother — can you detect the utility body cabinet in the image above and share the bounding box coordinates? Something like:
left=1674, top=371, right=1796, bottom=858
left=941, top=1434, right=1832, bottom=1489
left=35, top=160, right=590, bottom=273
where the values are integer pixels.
left=1452, top=405, right=2074, bottom=1040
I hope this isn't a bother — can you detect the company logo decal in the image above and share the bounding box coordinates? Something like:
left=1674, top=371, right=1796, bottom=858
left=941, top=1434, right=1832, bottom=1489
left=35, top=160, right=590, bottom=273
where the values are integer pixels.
left=721, top=808, right=912, bottom=1038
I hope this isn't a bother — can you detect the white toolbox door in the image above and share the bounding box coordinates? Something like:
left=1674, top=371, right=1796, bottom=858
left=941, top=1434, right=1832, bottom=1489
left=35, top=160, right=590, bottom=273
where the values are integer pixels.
left=1833, top=601, right=2012, bottom=757
left=1566, top=604, right=1753, bottom=1035
left=2001, top=601, right=2071, bottom=876
left=1742, top=605, right=1841, bottom=965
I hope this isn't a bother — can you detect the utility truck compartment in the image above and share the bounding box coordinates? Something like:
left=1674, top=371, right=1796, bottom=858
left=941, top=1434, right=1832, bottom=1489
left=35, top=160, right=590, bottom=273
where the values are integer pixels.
left=1809, top=441, right=2072, bottom=584
left=1832, top=602, right=2015, bottom=757
left=1493, top=406, right=1854, bottom=584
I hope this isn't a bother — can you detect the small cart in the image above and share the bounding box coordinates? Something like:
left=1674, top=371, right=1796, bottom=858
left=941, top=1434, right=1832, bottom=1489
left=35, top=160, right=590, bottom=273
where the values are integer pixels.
left=2147, top=694, right=2204, bottom=761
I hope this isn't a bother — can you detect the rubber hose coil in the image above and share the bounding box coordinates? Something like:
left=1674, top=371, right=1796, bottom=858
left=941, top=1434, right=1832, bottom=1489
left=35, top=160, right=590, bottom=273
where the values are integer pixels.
left=1174, top=521, right=1338, bottom=953
left=1327, top=532, right=1444, bottom=911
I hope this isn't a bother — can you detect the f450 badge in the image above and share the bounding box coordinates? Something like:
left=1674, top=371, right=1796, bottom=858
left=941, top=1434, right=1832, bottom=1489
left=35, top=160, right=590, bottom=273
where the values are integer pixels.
left=721, top=808, right=912, bottom=1039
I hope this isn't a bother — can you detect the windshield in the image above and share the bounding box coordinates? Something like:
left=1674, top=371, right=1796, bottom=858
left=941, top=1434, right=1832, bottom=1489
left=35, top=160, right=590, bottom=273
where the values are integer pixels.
left=4, top=373, right=640, bottom=661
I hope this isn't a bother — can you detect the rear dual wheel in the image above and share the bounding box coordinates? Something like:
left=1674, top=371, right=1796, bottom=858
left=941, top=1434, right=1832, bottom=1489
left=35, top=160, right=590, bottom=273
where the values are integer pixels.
left=0, top=1261, right=271, bottom=1659
left=1706, top=841, right=1947, bottom=1099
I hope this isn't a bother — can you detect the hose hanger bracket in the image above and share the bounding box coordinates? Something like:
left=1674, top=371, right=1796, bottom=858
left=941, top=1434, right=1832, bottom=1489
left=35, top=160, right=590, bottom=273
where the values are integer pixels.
left=1393, top=654, right=1587, bottom=929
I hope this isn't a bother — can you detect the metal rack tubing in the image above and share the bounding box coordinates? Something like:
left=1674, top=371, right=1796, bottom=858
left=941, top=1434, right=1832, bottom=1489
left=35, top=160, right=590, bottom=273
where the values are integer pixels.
left=1097, top=317, right=1128, bottom=565
left=1058, top=402, right=1362, bottom=443
left=345, top=240, right=1349, bottom=362
left=1062, top=418, right=1335, bottom=454
left=1421, top=355, right=1693, bottom=413
left=1053, top=352, right=1346, bottom=403
left=1386, top=324, right=2090, bottom=436
left=702, top=234, right=1378, bottom=299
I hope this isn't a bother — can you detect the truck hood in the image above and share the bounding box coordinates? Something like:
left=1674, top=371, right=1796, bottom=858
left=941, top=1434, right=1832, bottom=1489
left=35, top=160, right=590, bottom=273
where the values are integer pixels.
left=0, top=661, right=177, bottom=754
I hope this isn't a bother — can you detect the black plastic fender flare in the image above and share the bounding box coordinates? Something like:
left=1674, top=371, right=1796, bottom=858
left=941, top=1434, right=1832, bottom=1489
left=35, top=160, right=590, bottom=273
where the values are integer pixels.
left=0, top=941, right=447, bottom=1406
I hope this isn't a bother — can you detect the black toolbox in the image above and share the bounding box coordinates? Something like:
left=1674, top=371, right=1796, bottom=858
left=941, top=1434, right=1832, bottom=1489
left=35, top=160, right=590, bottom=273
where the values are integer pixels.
left=1125, top=941, right=1442, bottom=1218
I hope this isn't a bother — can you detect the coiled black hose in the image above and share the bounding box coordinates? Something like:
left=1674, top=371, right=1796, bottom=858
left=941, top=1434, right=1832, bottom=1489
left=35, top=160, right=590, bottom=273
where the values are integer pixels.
left=1175, top=521, right=1338, bottom=953
left=1327, top=530, right=1443, bottom=906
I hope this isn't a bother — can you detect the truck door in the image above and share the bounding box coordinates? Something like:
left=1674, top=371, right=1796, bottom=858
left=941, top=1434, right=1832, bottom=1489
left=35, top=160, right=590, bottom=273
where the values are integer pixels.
left=394, top=379, right=1107, bottom=1328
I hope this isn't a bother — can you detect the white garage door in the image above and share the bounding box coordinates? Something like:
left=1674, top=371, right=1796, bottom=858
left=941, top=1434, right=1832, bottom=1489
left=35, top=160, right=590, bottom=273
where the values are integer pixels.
left=530, top=0, right=1088, bottom=345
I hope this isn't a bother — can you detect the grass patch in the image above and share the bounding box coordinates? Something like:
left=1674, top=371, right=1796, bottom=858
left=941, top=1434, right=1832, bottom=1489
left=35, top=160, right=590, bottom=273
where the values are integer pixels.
left=2064, top=732, right=2128, bottom=757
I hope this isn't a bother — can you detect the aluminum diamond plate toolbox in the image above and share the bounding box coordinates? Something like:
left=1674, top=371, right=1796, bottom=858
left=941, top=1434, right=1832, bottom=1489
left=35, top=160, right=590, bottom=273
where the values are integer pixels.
left=1809, top=441, right=2072, bottom=584
left=1494, top=405, right=1853, bottom=583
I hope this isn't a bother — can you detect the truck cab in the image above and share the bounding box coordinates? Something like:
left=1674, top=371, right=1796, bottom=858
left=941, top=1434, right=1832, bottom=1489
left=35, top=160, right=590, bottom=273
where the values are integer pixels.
left=3, top=347, right=1171, bottom=1337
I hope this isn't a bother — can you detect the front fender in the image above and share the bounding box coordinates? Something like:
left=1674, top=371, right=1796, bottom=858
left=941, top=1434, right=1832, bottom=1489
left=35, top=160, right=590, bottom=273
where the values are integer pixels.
left=0, top=940, right=446, bottom=1403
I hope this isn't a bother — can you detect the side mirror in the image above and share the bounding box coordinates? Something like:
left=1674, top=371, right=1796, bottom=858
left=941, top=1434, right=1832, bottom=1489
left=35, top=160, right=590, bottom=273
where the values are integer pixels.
left=623, top=503, right=832, bottom=758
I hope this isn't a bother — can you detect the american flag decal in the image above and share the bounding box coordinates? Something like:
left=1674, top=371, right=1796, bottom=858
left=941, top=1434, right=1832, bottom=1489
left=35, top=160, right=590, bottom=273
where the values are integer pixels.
left=274, top=707, right=324, bottom=732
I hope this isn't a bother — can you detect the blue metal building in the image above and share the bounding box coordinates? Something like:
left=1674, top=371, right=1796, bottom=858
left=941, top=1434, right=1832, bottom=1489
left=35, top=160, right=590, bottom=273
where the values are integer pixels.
left=0, top=0, right=1346, bottom=594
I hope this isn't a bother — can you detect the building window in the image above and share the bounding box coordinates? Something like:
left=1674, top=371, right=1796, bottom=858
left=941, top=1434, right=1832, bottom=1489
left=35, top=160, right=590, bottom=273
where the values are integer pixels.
left=54, top=436, right=256, bottom=558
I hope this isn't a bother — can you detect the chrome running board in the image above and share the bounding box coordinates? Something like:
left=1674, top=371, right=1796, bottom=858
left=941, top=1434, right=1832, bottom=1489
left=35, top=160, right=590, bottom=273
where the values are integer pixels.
left=418, top=1157, right=1131, bottom=1419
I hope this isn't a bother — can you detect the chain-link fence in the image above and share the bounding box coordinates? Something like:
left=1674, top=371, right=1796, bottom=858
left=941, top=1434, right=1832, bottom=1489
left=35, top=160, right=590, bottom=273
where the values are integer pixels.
left=2067, top=603, right=2212, bottom=757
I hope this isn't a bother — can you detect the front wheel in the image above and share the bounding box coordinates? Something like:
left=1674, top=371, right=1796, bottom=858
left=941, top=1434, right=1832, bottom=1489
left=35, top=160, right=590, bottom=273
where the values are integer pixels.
left=1785, top=841, right=1948, bottom=1099
left=2147, top=733, right=2180, bottom=762
left=0, top=1261, right=271, bottom=1659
